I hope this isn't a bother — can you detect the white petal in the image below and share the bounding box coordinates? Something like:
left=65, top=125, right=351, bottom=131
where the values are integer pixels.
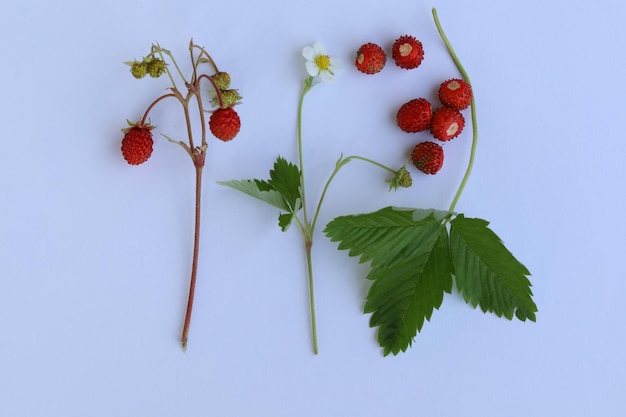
left=319, top=70, right=334, bottom=82
left=312, top=42, right=327, bottom=56
left=302, top=46, right=315, bottom=61
left=329, top=57, right=342, bottom=72
left=305, top=61, right=320, bottom=76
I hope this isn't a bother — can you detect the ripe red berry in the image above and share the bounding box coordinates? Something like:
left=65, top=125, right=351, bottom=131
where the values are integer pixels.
left=430, top=107, right=465, bottom=141
left=355, top=43, right=386, bottom=74
left=209, top=107, right=241, bottom=141
left=396, top=98, right=432, bottom=133
left=438, top=78, right=473, bottom=110
left=391, top=35, right=424, bottom=70
left=121, top=126, right=154, bottom=165
left=411, top=141, right=444, bottom=174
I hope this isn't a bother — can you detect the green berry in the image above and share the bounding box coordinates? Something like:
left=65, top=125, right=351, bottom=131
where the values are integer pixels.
left=388, top=165, right=413, bottom=190
left=147, top=58, right=167, bottom=78
left=397, top=167, right=413, bottom=188
left=212, top=89, right=242, bottom=108
left=130, top=61, right=148, bottom=79
left=210, top=72, right=231, bottom=90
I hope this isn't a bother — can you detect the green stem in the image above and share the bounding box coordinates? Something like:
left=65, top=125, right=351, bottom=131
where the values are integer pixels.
left=304, top=239, right=318, bottom=354
left=296, top=76, right=317, bottom=354
left=297, top=78, right=313, bottom=224
left=432, top=8, right=479, bottom=213
left=310, top=155, right=397, bottom=233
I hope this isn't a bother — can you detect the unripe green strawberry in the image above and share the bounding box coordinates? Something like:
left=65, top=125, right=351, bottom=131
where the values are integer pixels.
left=411, top=141, right=444, bottom=174
left=147, top=58, right=167, bottom=78
left=212, top=89, right=242, bottom=108
left=210, top=72, right=231, bottom=90
left=130, top=61, right=148, bottom=79
left=209, top=107, right=241, bottom=141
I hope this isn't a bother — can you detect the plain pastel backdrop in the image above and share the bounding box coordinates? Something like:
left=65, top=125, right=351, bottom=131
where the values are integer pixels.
left=1, top=0, right=625, bottom=415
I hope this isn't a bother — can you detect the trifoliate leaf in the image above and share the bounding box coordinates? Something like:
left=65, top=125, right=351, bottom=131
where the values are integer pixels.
left=449, top=215, right=537, bottom=322
left=268, top=156, right=301, bottom=212
left=217, top=178, right=289, bottom=211
left=218, top=156, right=302, bottom=231
left=325, top=207, right=453, bottom=355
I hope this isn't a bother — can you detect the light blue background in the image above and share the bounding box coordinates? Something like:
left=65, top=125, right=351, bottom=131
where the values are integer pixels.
left=1, top=0, right=624, bottom=415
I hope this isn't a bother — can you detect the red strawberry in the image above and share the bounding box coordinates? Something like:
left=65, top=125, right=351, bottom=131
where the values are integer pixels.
left=209, top=107, right=240, bottom=141
left=438, top=78, right=473, bottom=110
left=392, top=35, right=424, bottom=70
left=355, top=43, right=386, bottom=74
left=430, top=107, right=465, bottom=141
left=121, top=125, right=154, bottom=165
left=396, top=98, right=432, bottom=133
left=411, top=141, right=444, bottom=174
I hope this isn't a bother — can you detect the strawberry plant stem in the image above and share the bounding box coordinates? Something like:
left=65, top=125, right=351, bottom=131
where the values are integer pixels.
left=296, top=77, right=318, bottom=354
left=181, top=163, right=204, bottom=351
left=432, top=8, right=479, bottom=213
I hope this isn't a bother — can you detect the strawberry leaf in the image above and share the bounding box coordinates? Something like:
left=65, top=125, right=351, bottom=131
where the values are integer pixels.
left=449, top=215, right=536, bottom=321
left=325, top=207, right=453, bottom=355
left=218, top=156, right=302, bottom=230
left=268, top=156, right=301, bottom=212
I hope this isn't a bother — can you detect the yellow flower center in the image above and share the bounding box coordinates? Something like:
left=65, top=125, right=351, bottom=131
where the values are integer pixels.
left=315, top=54, right=331, bottom=70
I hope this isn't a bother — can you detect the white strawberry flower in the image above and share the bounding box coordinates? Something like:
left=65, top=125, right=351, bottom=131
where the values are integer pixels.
left=302, top=42, right=341, bottom=82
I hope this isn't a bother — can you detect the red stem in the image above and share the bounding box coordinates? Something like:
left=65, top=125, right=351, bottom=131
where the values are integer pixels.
left=181, top=155, right=205, bottom=351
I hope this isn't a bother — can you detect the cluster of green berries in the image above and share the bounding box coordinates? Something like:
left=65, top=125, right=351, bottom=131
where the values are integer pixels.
left=128, top=57, right=167, bottom=79
left=209, top=71, right=242, bottom=108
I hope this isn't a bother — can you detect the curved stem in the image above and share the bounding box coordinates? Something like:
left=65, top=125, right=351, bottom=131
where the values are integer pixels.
left=191, top=43, right=220, bottom=73
left=310, top=155, right=398, bottom=234
left=140, top=93, right=177, bottom=126
left=432, top=8, right=479, bottom=213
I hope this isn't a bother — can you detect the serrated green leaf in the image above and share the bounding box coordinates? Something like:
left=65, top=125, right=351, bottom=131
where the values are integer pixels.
left=268, top=156, right=302, bottom=212
left=217, top=179, right=290, bottom=211
left=449, top=215, right=537, bottom=322
left=325, top=206, right=453, bottom=355
left=278, top=212, right=294, bottom=231
left=219, top=156, right=303, bottom=233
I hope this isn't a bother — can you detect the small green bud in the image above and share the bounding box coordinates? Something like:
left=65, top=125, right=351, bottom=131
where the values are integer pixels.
left=388, top=165, right=412, bottom=190
left=210, top=72, right=231, bottom=90
left=130, top=61, right=148, bottom=79
left=397, top=168, right=413, bottom=188
left=212, top=89, right=242, bottom=108
left=147, top=58, right=167, bottom=78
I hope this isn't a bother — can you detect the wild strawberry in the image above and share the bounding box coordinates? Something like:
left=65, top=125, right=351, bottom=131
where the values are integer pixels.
left=355, top=43, right=386, bottom=74
left=396, top=98, right=432, bottom=133
left=430, top=107, right=465, bottom=141
left=147, top=58, right=167, bottom=78
left=129, top=61, right=148, bottom=79
left=210, top=72, right=231, bottom=90
left=392, top=35, right=424, bottom=70
left=411, top=141, right=444, bottom=174
left=212, top=89, right=242, bottom=108
left=438, top=78, right=473, bottom=110
left=209, top=107, right=241, bottom=141
left=121, top=125, right=154, bottom=165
